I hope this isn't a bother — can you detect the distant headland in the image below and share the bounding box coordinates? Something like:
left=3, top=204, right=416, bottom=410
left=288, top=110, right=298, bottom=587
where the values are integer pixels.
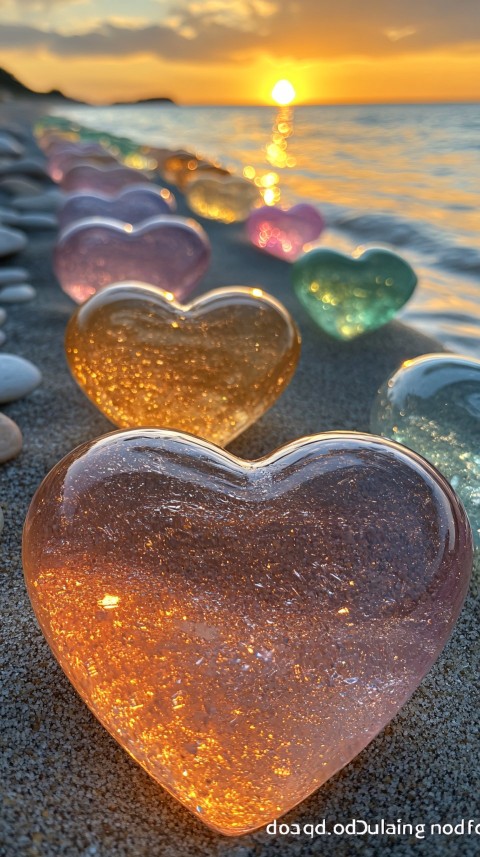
left=113, top=96, right=176, bottom=106
left=0, top=67, right=176, bottom=106
left=0, top=67, right=83, bottom=103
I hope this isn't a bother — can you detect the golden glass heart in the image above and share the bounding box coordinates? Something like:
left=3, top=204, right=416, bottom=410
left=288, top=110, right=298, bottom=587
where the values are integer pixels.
left=162, top=153, right=230, bottom=189
left=185, top=176, right=260, bottom=223
left=65, top=282, right=301, bottom=445
left=23, top=430, right=473, bottom=836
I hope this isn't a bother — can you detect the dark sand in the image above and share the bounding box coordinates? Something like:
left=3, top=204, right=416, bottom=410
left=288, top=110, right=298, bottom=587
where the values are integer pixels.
left=1, top=104, right=478, bottom=857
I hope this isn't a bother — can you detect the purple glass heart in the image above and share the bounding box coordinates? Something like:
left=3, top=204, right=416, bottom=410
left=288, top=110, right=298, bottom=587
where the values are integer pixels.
left=58, top=185, right=177, bottom=232
left=49, top=150, right=118, bottom=183
left=247, top=203, right=325, bottom=261
left=53, top=216, right=211, bottom=304
left=61, top=164, right=150, bottom=194
left=47, top=143, right=115, bottom=182
left=46, top=141, right=106, bottom=159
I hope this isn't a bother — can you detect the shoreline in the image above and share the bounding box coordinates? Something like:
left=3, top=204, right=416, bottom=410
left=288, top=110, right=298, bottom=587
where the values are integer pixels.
left=47, top=100, right=480, bottom=358
left=0, top=104, right=479, bottom=857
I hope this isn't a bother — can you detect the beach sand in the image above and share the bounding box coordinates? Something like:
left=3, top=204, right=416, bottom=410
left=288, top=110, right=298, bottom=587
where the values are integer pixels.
left=1, top=104, right=478, bottom=857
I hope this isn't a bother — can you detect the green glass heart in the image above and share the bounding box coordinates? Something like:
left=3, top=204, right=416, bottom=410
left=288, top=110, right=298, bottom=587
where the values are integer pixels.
left=292, top=248, right=418, bottom=340
left=371, top=353, right=480, bottom=546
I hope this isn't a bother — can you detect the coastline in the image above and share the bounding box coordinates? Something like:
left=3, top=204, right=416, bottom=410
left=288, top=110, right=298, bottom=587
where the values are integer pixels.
left=1, top=102, right=479, bottom=857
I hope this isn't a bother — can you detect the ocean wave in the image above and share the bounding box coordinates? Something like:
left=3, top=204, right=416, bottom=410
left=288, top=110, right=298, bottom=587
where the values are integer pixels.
left=435, top=245, right=480, bottom=275
left=329, top=210, right=480, bottom=276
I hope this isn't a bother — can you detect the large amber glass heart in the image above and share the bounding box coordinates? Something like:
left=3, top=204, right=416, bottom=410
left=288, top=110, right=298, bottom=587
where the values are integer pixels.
left=23, top=430, right=472, bottom=835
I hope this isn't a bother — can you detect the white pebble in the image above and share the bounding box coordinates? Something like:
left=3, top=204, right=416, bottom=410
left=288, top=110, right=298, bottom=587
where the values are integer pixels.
left=0, top=157, right=47, bottom=179
left=0, top=206, right=16, bottom=222
left=0, top=284, right=36, bottom=303
left=0, top=354, right=42, bottom=404
left=0, top=133, right=24, bottom=158
left=13, top=213, right=58, bottom=231
left=14, top=189, right=64, bottom=212
left=0, top=267, right=29, bottom=285
left=0, top=412, right=22, bottom=463
left=0, top=177, right=42, bottom=197
left=0, top=225, right=27, bottom=258
left=0, top=123, right=27, bottom=142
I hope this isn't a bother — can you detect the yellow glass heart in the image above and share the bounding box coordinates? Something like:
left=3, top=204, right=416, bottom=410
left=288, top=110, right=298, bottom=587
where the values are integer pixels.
left=65, top=282, right=300, bottom=445
left=162, top=153, right=229, bottom=189
left=185, top=176, right=260, bottom=223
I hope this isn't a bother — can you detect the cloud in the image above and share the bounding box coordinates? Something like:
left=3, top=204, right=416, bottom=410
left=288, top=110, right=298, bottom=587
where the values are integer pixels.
left=182, top=0, right=278, bottom=31
left=385, top=27, right=417, bottom=42
left=0, top=0, right=479, bottom=63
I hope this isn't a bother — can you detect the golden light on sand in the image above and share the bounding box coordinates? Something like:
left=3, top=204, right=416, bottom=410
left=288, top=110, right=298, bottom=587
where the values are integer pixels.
left=271, top=80, right=296, bottom=106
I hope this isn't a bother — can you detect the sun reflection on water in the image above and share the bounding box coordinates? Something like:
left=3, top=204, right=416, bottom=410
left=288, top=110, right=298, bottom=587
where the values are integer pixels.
left=243, top=107, right=297, bottom=205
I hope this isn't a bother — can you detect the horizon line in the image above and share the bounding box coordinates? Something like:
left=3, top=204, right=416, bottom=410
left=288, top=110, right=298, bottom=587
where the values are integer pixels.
left=77, top=97, right=480, bottom=108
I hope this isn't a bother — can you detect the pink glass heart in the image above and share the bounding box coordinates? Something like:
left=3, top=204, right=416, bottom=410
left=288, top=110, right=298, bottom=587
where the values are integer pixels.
left=53, top=216, right=211, bottom=304
left=247, top=203, right=325, bottom=261
left=47, top=143, right=115, bottom=182
left=61, top=164, right=150, bottom=194
left=58, top=185, right=177, bottom=232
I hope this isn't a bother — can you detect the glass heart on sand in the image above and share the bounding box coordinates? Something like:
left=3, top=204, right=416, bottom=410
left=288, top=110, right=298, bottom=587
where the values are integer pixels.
left=24, top=430, right=472, bottom=835
left=58, top=185, right=176, bottom=231
left=65, top=282, right=301, bottom=444
left=247, top=203, right=325, bottom=261
left=61, top=163, right=151, bottom=193
left=185, top=176, right=259, bottom=223
left=371, top=353, right=480, bottom=545
left=292, top=247, right=417, bottom=340
left=54, top=216, right=210, bottom=304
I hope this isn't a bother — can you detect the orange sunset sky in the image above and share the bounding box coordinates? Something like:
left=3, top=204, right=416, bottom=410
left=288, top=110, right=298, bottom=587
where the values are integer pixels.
left=0, top=0, right=479, bottom=105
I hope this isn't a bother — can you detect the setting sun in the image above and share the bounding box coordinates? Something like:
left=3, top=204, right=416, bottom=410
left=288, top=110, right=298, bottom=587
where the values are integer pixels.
left=271, top=79, right=296, bottom=106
